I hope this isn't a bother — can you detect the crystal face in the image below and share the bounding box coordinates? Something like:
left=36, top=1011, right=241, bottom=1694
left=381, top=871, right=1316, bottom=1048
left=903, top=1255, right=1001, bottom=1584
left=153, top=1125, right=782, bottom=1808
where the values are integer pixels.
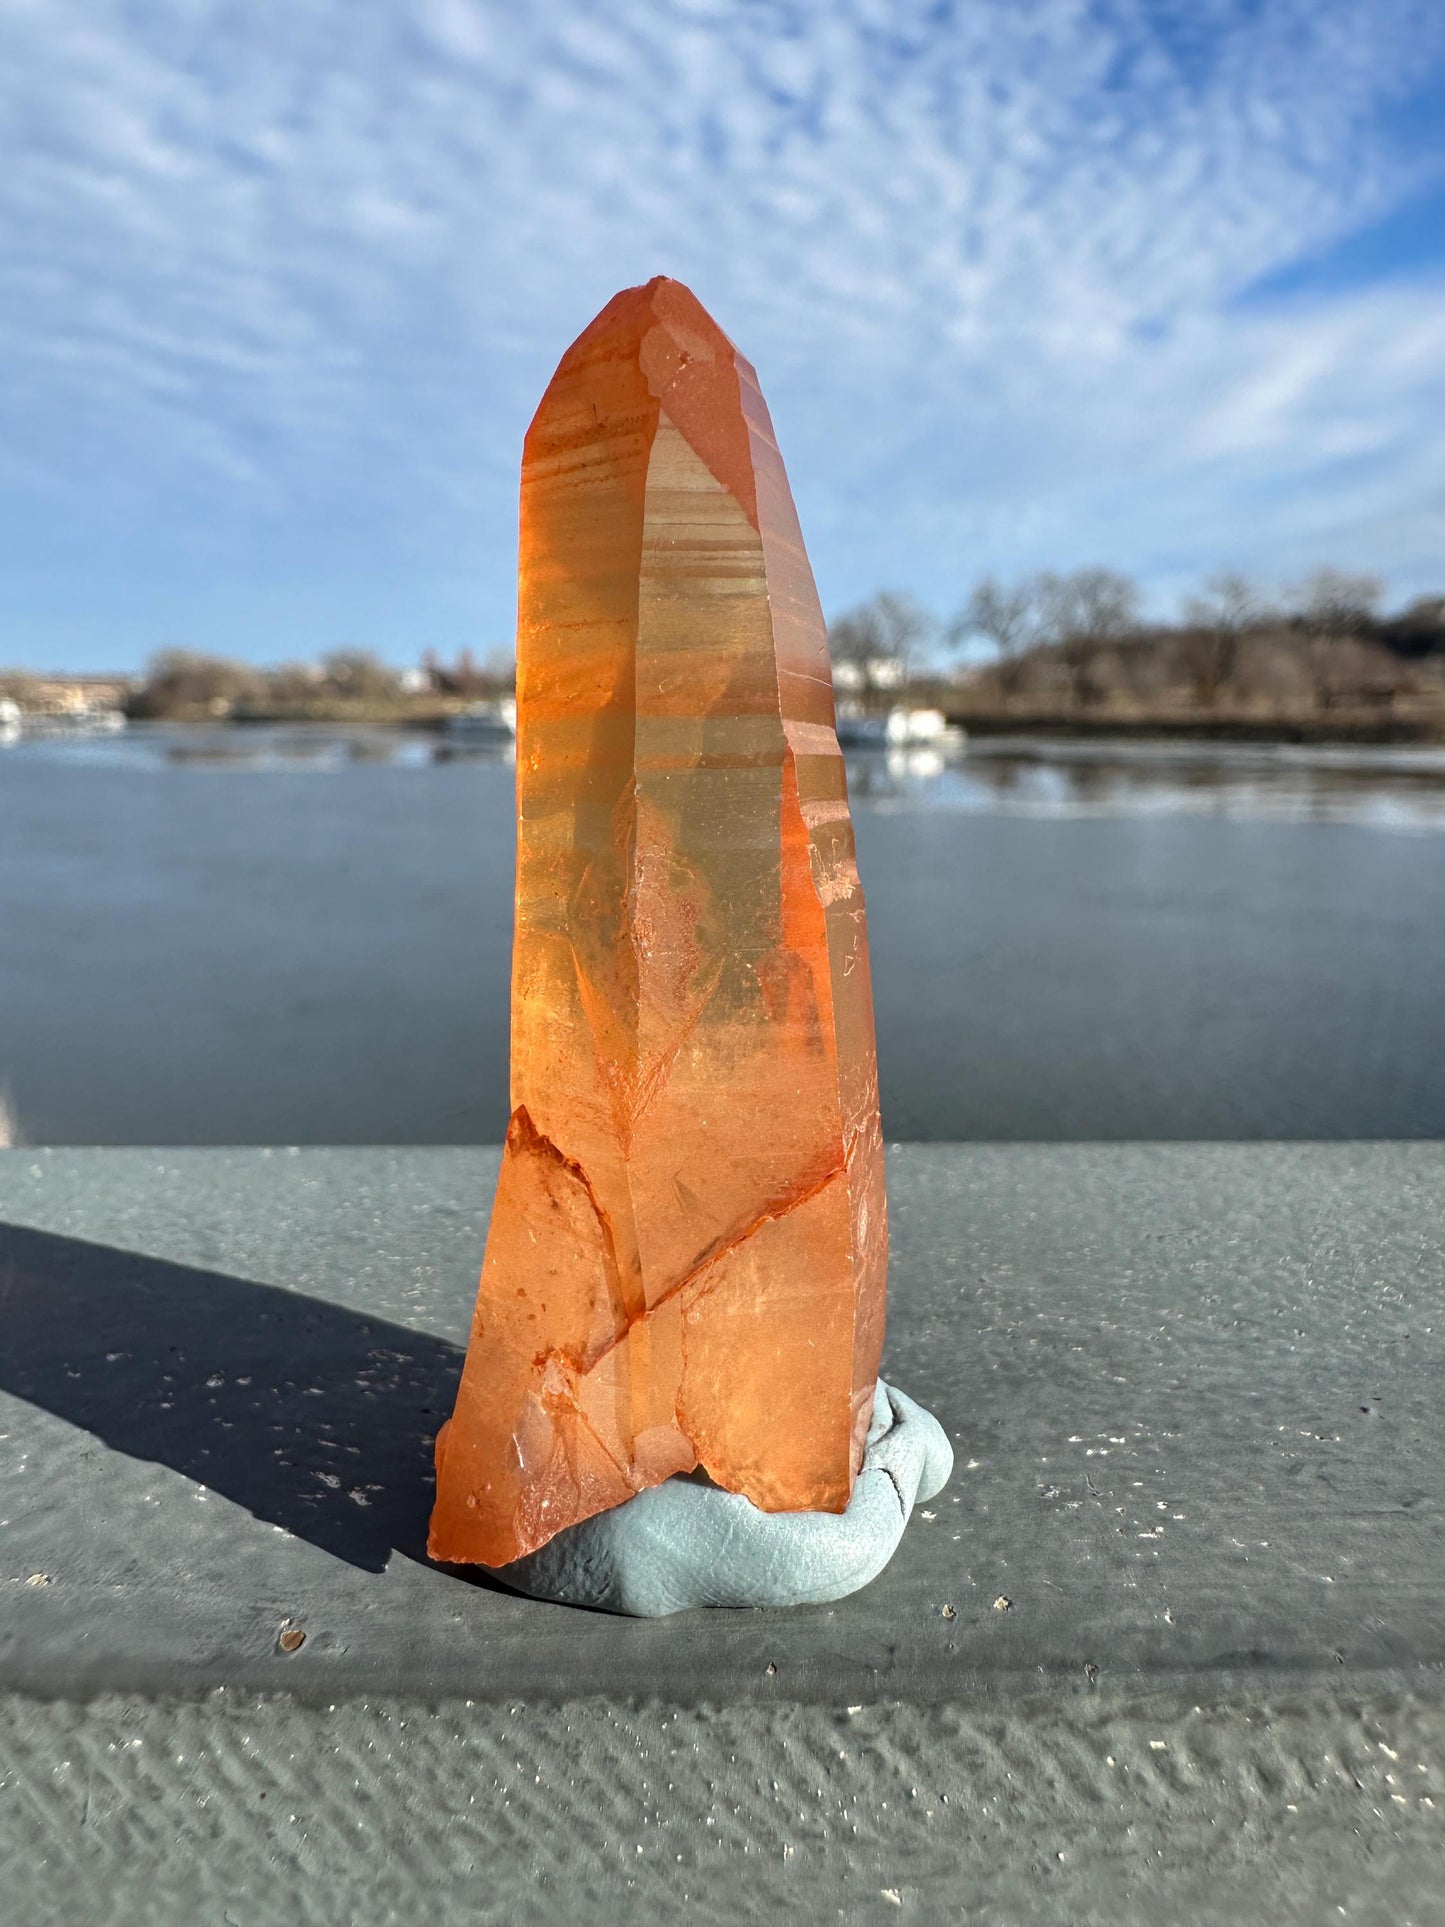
left=428, top=276, right=887, bottom=1568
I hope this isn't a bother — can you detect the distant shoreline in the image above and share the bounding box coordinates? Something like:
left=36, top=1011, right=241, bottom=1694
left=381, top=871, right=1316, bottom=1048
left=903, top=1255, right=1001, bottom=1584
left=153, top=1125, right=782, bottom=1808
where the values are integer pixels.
left=13, top=697, right=1443, bottom=749
left=947, top=708, right=1445, bottom=747
left=137, top=703, right=473, bottom=730
left=122, top=705, right=1445, bottom=748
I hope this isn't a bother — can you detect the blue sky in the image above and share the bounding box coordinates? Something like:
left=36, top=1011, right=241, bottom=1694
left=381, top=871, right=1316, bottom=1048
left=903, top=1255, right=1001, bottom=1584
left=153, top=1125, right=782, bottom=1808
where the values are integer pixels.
left=3, top=0, right=1444, bottom=671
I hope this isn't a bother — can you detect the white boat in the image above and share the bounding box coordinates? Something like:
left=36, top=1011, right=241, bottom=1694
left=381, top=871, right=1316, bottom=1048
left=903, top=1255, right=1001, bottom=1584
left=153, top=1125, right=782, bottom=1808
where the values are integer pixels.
left=885, top=706, right=952, bottom=745
left=3, top=704, right=126, bottom=737
left=447, top=698, right=517, bottom=742
left=836, top=704, right=959, bottom=749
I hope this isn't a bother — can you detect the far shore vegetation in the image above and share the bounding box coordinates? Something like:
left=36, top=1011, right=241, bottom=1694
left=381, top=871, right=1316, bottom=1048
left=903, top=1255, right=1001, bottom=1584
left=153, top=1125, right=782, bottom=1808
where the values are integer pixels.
left=830, top=568, right=1445, bottom=743
left=5, top=568, right=1445, bottom=742
left=0, top=647, right=515, bottom=729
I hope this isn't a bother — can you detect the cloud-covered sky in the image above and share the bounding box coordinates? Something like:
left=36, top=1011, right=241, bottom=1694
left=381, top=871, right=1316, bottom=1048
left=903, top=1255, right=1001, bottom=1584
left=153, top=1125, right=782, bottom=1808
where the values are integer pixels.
left=4, top=0, right=1444, bottom=668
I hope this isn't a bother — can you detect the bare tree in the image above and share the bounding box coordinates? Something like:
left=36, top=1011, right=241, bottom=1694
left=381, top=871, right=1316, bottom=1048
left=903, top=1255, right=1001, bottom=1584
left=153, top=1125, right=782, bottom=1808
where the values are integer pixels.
left=1180, top=571, right=1261, bottom=706
left=828, top=591, right=935, bottom=698
left=133, top=650, right=262, bottom=718
left=320, top=649, right=401, bottom=703
left=1291, top=569, right=1384, bottom=711
left=826, top=608, right=877, bottom=690
left=265, top=660, right=324, bottom=704
left=870, top=590, right=934, bottom=687
left=947, top=576, right=1041, bottom=699
left=1293, top=567, right=1384, bottom=639
left=1036, top=568, right=1141, bottom=708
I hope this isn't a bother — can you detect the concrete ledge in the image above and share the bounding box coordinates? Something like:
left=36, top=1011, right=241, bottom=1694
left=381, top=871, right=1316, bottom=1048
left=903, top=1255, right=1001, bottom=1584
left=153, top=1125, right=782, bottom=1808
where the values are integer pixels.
left=3, top=1145, right=1444, bottom=1921
left=1, top=1144, right=1441, bottom=1706
left=4, top=1685, right=1444, bottom=1925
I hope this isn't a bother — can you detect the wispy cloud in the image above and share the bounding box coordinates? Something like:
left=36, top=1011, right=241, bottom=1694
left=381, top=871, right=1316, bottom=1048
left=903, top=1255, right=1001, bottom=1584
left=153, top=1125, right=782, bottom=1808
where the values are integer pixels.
left=2, top=0, right=1443, bottom=662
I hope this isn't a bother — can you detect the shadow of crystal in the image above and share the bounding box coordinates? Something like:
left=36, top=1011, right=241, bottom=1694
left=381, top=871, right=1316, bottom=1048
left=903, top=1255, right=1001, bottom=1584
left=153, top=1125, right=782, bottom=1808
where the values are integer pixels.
left=0, top=1221, right=468, bottom=1575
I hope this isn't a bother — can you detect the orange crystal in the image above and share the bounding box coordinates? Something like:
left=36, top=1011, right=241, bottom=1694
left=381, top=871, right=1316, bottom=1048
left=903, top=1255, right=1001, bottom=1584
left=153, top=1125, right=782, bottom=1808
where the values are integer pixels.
left=428, top=276, right=887, bottom=1567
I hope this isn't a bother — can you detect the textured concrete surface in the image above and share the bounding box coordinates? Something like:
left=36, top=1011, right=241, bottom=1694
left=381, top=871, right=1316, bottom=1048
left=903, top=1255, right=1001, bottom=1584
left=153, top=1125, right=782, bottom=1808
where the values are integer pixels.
left=2, top=1144, right=1442, bottom=1703
left=2, top=1145, right=1443, bottom=1921
left=4, top=1686, right=1443, bottom=1925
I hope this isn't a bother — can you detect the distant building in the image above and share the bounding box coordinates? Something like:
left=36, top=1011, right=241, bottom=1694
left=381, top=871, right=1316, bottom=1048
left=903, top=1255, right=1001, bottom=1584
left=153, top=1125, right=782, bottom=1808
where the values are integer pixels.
left=13, top=674, right=134, bottom=717
left=833, top=655, right=906, bottom=693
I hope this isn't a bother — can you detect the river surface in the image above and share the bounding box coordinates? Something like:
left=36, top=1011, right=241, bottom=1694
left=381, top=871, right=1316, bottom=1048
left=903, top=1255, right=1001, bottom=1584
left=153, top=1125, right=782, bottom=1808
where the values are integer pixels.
left=2, top=723, right=1443, bottom=1143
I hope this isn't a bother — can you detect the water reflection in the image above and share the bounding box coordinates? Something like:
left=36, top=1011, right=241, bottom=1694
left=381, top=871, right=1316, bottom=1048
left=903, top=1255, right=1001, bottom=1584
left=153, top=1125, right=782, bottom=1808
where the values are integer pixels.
left=843, top=736, right=1445, bottom=831
left=2, top=722, right=517, bottom=774
left=5, top=720, right=1445, bottom=831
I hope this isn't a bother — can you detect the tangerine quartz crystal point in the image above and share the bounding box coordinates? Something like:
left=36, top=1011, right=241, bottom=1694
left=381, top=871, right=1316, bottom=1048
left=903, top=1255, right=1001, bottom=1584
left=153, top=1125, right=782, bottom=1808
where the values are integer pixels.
left=428, top=276, right=888, bottom=1569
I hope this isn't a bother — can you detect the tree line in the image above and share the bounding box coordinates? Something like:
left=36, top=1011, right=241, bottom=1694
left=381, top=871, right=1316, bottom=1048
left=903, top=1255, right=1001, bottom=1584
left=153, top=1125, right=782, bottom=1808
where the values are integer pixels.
left=14, top=566, right=1443, bottom=729
left=121, top=646, right=515, bottom=720
left=827, top=569, right=1445, bottom=721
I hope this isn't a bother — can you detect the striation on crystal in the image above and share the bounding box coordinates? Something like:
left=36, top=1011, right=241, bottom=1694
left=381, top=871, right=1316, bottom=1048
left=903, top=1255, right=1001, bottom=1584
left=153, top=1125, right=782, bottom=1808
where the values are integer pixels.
left=429, top=276, right=888, bottom=1568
